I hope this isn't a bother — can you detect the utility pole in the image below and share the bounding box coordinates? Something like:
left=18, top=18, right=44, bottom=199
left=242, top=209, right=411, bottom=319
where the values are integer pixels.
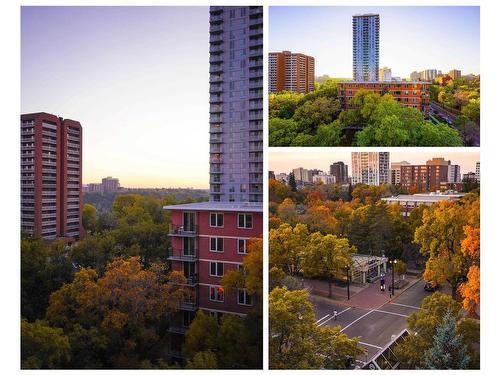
left=346, top=264, right=350, bottom=300
left=391, top=260, right=397, bottom=298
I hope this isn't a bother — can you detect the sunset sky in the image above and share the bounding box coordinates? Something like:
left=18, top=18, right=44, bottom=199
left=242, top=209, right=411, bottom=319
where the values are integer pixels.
left=21, top=6, right=210, bottom=188
left=270, top=6, right=480, bottom=78
left=269, top=150, right=480, bottom=176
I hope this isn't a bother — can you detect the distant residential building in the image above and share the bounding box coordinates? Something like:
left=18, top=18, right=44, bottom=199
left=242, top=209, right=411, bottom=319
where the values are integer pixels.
left=101, top=176, right=120, bottom=192
left=462, top=172, right=477, bottom=183
left=351, top=152, right=389, bottom=186
left=448, top=69, right=462, bottom=80
left=269, top=171, right=276, bottom=180
left=313, top=173, right=336, bottom=184
left=476, top=161, right=480, bottom=182
left=337, top=81, right=431, bottom=114
left=379, top=67, right=392, bottom=81
left=85, top=183, right=103, bottom=193
left=448, top=164, right=461, bottom=183
left=309, top=169, right=323, bottom=177
left=268, top=51, right=315, bottom=93
left=421, top=69, right=438, bottom=81
left=21, top=112, right=83, bottom=241
left=382, top=192, right=465, bottom=217
left=390, top=161, right=411, bottom=185
left=400, top=158, right=450, bottom=192
left=275, top=173, right=288, bottom=183
left=352, top=14, right=380, bottom=81
left=410, top=71, right=421, bottom=81
left=293, top=167, right=313, bottom=183
left=330, top=161, right=349, bottom=184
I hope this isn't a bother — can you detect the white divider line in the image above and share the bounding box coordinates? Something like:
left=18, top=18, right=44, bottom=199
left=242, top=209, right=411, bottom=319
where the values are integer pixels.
left=318, top=307, right=352, bottom=327
left=341, top=309, right=374, bottom=332
left=315, top=314, right=330, bottom=324
left=373, top=309, right=409, bottom=318
left=390, top=302, right=422, bottom=310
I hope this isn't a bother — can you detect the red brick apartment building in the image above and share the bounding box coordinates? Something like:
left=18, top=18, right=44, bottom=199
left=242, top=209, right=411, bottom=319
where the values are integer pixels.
left=337, top=81, right=430, bottom=114
left=21, top=112, right=83, bottom=241
left=164, top=202, right=262, bottom=357
left=400, top=164, right=449, bottom=192
left=269, top=50, right=315, bottom=93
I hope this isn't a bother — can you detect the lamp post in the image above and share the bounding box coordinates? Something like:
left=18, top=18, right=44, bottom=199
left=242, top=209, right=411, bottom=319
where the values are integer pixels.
left=345, top=264, right=350, bottom=300
left=391, top=260, right=397, bottom=298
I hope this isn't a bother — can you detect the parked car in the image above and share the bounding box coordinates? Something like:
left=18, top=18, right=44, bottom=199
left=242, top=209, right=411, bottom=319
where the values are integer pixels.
left=424, top=281, right=439, bottom=292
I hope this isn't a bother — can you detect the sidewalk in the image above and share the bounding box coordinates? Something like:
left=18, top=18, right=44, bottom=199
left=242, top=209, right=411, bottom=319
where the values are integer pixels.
left=306, top=275, right=422, bottom=309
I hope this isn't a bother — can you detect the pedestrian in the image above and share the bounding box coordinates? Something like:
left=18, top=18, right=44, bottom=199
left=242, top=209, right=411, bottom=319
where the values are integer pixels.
left=333, top=309, right=338, bottom=320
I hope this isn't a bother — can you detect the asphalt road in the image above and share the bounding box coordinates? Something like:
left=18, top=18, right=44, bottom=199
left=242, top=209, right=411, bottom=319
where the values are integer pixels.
left=429, top=102, right=458, bottom=124
left=313, top=279, right=430, bottom=364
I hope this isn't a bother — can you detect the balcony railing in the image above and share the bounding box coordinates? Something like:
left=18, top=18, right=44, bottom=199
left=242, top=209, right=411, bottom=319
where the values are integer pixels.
left=167, top=247, right=197, bottom=262
left=180, top=301, right=197, bottom=312
left=168, top=224, right=198, bottom=236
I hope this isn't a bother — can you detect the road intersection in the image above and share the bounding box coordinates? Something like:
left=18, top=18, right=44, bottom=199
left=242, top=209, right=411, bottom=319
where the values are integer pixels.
left=312, top=279, right=429, bottom=364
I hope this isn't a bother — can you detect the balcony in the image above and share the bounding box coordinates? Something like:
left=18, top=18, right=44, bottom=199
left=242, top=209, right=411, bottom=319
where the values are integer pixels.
left=209, top=14, right=223, bottom=23
left=209, top=45, right=223, bottom=54
left=209, top=34, right=223, bottom=43
left=209, top=135, right=223, bottom=143
left=168, top=326, right=188, bottom=335
left=67, top=134, right=80, bottom=142
left=249, top=80, right=263, bottom=89
left=167, top=248, right=197, bottom=262
left=209, top=74, right=223, bottom=84
left=249, top=48, right=263, bottom=57
left=210, top=124, right=223, bottom=133
left=209, top=114, right=223, bottom=123
left=249, top=7, right=263, bottom=16
left=210, top=24, right=223, bottom=33
left=209, top=84, right=223, bottom=93
left=210, top=155, right=223, bottom=163
left=210, top=166, right=223, bottom=174
left=168, top=224, right=198, bottom=237
left=169, top=274, right=198, bottom=287
left=249, top=69, right=263, bottom=79
left=249, top=28, right=263, bottom=37
left=209, top=104, right=223, bottom=113
left=180, top=301, right=197, bottom=312
left=210, top=94, right=223, bottom=103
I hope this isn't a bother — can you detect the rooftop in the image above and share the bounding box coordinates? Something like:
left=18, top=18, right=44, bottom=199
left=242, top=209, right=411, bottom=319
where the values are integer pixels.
left=163, top=201, right=263, bottom=213
left=337, top=81, right=431, bottom=85
left=382, top=193, right=465, bottom=203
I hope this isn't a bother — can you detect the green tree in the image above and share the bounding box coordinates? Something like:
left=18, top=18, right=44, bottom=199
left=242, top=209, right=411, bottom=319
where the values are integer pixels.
left=269, top=118, right=301, bottom=146
left=288, top=172, right=297, bottom=192
left=269, top=223, right=309, bottom=276
left=21, top=319, right=71, bottom=369
left=423, top=311, right=470, bottom=369
left=293, top=96, right=341, bottom=132
left=269, top=287, right=361, bottom=369
left=269, top=91, right=304, bottom=119
left=21, top=238, right=74, bottom=321
left=185, top=351, right=218, bottom=369
left=82, top=204, right=98, bottom=233
left=301, top=232, right=356, bottom=297
left=461, top=98, right=480, bottom=124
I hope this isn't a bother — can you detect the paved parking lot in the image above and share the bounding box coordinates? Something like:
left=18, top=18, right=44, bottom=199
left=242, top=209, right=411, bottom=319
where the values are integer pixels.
left=313, top=279, right=429, bottom=364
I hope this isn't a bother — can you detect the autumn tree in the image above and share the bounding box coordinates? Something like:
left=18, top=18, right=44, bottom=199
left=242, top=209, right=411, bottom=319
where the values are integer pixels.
left=458, top=226, right=480, bottom=316
left=45, top=257, right=189, bottom=368
left=269, top=223, right=309, bottom=276
left=269, top=287, right=361, bottom=369
left=301, top=232, right=356, bottom=298
left=414, top=194, right=479, bottom=297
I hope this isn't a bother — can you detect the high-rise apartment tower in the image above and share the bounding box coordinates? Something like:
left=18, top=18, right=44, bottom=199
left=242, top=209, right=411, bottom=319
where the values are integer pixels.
left=353, top=14, right=380, bottom=81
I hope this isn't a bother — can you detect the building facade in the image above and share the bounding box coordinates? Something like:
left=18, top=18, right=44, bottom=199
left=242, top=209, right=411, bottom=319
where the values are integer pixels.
left=165, top=6, right=263, bottom=359
left=21, top=112, right=83, bottom=241
left=400, top=159, right=449, bottom=192
left=448, top=69, right=462, bottom=80
left=390, top=161, right=411, bottom=185
left=379, top=67, right=392, bottom=81
left=329, top=161, right=348, bottom=184
left=382, top=193, right=464, bottom=217
left=101, top=176, right=120, bottom=192
left=268, top=50, right=315, bottom=93
left=209, top=5, right=263, bottom=203
left=292, top=167, right=313, bottom=183
left=337, top=81, right=431, bottom=113
left=351, top=152, right=389, bottom=186
left=476, top=161, right=480, bottom=182
left=448, top=164, right=461, bottom=183
left=313, top=173, right=336, bottom=184
left=353, top=14, right=380, bottom=81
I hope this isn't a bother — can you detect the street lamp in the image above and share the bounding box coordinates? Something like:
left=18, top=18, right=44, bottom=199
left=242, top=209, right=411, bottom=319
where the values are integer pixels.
left=345, top=264, right=350, bottom=300
left=391, top=260, right=398, bottom=298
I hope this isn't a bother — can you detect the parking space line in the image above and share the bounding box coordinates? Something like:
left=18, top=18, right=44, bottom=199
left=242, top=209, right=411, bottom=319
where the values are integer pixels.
left=340, top=309, right=374, bottom=332
left=373, top=309, right=409, bottom=318
left=359, top=341, right=382, bottom=350
left=317, top=307, right=352, bottom=327
left=390, top=302, right=422, bottom=310
left=316, top=314, right=330, bottom=324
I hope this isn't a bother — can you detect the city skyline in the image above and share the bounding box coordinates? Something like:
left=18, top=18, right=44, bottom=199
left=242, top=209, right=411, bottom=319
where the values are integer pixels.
left=270, top=151, right=480, bottom=176
left=21, top=6, right=210, bottom=188
left=270, top=6, right=480, bottom=78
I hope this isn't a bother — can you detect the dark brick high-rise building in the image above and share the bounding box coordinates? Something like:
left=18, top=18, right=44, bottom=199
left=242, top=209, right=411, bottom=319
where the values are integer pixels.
left=21, top=112, right=83, bottom=241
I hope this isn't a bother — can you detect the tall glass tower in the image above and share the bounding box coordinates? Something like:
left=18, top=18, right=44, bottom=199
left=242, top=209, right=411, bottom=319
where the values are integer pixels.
left=352, top=14, right=380, bottom=81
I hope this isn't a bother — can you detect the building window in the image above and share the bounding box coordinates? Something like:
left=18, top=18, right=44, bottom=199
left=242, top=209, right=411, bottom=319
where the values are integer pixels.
left=210, top=212, right=224, bottom=227
left=237, top=238, right=247, bottom=254
left=209, top=286, right=224, bottom=302
left=210, top=237, right=224, bottom=252
left=210, top=262, right=224, bottom=277
left=238, top=213, right=253, bottom=229
left=209, top=310, right=224, bottom=322
left=238, top=289, right=252, bottom=306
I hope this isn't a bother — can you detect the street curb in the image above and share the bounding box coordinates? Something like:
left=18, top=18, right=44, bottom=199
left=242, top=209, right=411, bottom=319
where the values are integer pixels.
left=388, top=276, right=423, bottom=304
